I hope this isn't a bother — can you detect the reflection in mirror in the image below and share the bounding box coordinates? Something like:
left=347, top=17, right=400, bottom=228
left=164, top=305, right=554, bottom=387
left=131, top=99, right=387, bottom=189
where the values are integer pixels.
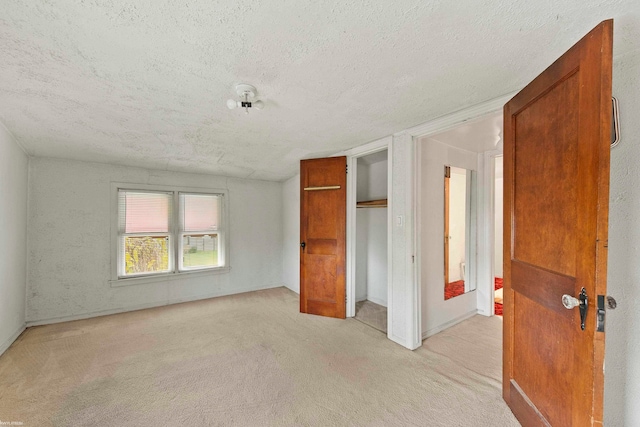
left=444, top=166, right=475, bottom=300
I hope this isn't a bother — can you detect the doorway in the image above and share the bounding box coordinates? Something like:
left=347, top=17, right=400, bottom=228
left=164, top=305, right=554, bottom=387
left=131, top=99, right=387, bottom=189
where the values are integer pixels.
left=352, top=150, right=389, bottom=333
left=417, top=112, right=503, bottom=339
left=493, top=155, right=504, bottom=316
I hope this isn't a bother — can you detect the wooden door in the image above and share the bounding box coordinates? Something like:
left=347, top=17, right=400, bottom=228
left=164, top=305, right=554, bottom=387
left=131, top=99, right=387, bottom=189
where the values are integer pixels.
left=503, top=20, right=612, bottom=426
left=300, top=156, right=347, bottom=318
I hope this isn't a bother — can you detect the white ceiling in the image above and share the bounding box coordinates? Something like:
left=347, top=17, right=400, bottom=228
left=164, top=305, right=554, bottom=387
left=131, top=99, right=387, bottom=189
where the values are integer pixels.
left=1, top=1, right=638, bottom=181
left=426, top=113, right=503, bottom=153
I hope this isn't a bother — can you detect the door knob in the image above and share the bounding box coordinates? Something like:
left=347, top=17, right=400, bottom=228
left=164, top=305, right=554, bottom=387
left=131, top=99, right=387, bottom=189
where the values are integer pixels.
left=562, top=288, right=588, bottom=330
left=562, top=294, right=580, bottom=309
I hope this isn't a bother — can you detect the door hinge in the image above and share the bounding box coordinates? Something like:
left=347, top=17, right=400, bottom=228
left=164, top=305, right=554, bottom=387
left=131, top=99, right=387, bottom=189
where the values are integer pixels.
left=346, top=164, right=348, bottom=174
left=444, top=166, right=451, bottom=178
left=412, top=255, right=415, bottom=263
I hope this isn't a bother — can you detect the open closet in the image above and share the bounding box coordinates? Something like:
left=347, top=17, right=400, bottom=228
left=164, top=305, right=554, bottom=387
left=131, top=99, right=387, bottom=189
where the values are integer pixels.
left=354, top=149, right=388, bottom=333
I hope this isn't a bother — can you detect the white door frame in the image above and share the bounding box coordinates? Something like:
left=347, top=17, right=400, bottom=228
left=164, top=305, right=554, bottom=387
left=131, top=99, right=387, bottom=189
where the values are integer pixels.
left=477, top=149, right=504, bottom=317
left=407, top=93, right=515, bottom=346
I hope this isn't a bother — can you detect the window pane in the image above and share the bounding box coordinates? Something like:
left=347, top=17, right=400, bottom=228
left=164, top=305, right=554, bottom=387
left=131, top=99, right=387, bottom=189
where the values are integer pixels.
left=124, top=236, right=170, bottom=275
left=182, top=234, right=218, bottom=268
left=120, top=191, right=171, bottom=233
left=181, top=194, right=219, bottom=232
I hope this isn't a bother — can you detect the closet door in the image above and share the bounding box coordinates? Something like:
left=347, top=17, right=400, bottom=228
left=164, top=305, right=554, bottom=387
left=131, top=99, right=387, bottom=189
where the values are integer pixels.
left=299, top=156, right=347, bottom=319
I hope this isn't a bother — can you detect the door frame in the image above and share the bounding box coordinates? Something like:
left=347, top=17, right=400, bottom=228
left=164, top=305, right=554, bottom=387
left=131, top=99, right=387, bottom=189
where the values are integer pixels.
left=477, top=149, right=504, bottom=317
left=408, top=93, right=515, bottom=339
left=337, top=91, right=515, bottom=349
left=343, top=137, right=392, bottom=321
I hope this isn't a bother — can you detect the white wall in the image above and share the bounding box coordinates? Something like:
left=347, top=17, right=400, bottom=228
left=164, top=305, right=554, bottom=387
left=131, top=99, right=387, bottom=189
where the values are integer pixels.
left=0, top=123, right=28, bottom=355
left=26, top=157, right=283, bottom=323
left=355, top=209, right=369, bottom=302
left=365, top=207, right=388, bottom=306
left=282, top=174, right=300, bottom=293
left=355, top=164, right=370, bottom=302
left=604, top=49, right=640, bottom=427
left=494, top=157, right=503, bottom=278
left=419, top=138, right=478, bottom=338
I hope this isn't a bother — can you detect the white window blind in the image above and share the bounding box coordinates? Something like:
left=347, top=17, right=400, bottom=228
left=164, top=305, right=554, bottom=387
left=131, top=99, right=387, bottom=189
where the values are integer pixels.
left=180, top=193, right=220, bottom=232
left=118, top=190, right=172, bottom=233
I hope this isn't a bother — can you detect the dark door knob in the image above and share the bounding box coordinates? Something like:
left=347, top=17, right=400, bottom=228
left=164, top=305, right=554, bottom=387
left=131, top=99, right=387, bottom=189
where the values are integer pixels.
left=300, top=242, right=306, bottom=250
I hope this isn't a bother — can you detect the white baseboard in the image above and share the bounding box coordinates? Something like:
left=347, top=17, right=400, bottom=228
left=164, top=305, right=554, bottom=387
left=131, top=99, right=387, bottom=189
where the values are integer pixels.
left=283, top=282, right=300, bottom=295
left=422, top=309, right=478, bottom=340
left=0, top=323, right=26, bottom=357
left=366, top=296, right=387, bottom=308
left=26, top=283, right=284, bottom=327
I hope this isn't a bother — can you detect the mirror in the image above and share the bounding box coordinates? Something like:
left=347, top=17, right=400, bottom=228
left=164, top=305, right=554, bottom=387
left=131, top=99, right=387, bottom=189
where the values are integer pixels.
left=444, top=166, right=476, bottom=300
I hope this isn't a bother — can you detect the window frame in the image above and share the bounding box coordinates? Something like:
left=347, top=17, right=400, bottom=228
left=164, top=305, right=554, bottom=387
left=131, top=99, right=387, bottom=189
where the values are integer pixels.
left=177, top=192, right=225, bottom=272
left=110, top=183, right=230, bottom=287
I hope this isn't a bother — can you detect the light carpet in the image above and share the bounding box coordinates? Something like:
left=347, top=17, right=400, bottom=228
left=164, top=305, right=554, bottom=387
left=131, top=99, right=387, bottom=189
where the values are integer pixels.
left=354, top=300, right=387, bottom=333
left=0, top=287, right=519, bottom=426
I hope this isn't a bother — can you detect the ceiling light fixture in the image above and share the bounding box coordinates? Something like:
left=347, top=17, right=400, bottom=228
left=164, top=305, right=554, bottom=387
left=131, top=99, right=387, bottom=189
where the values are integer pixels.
left=227, top=83, right=264, bottom=114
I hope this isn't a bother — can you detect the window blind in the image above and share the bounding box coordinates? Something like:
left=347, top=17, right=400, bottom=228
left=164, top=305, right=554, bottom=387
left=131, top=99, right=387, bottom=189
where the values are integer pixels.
left=118, top=190, right=172, bottom=233
left=180, top=193, right=220, bottom=232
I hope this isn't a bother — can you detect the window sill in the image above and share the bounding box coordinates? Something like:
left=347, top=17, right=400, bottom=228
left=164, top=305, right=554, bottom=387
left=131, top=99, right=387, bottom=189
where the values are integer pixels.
left=109, top=266, right=231, bottom=288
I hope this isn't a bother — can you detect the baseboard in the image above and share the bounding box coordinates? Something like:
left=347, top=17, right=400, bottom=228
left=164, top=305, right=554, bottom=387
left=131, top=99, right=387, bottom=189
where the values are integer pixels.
left=0, top=323, right=26, bottom=357
left=283, top=282, right=300, bottom=295
left=26, top=283, right=284, bottom=327
left=366, top=296, right=387, bottom=307
left=422, top=309, right=478, bottom=340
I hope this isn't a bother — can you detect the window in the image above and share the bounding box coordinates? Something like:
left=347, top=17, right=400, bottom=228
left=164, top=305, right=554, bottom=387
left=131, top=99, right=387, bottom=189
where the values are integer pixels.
left=179, top=193, right=223, bottom=271
left=113, top=184, right=228, bottom=283
left=119, top=190, right=173, bottom=277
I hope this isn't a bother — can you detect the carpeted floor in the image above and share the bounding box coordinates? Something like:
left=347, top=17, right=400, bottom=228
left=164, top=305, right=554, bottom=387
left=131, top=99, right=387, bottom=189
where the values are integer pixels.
left=354, top=300, right=387, bottom=333
left=0, top=287, right=519, bottom=426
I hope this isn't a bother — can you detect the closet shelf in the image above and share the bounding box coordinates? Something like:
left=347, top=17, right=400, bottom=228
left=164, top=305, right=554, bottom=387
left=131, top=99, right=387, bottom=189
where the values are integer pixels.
left=356, top=199, right=388, bottom=208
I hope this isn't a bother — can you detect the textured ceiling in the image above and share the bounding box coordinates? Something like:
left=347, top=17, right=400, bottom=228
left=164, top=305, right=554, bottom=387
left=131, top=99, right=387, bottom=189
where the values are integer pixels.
left=1, top=1, right=639, bottom=181
left=426, top=113, right=502, bottom=153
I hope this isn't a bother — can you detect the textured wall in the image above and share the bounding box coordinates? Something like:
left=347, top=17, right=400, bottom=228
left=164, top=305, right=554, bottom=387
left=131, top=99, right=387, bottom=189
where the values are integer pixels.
left=281, top=175, right=300, bottom=294
left=604, top=49, right=640, bottom=427
left=0, top=123, right=28, bottom=354
left=419, top=139, right=478, bottom=338
left=26, top=158, right=283, bottom=323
